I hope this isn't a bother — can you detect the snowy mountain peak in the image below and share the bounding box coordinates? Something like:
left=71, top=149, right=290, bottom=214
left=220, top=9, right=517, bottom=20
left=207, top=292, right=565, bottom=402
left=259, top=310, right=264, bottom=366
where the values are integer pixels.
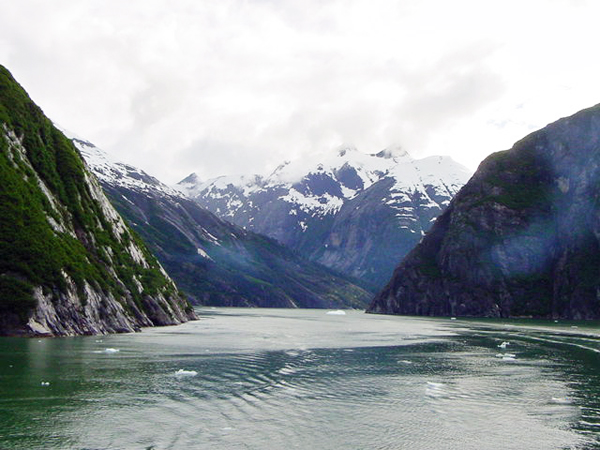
left=179, top=172, right=201, bottom=185
left=336, top=144, right=358, bottom=157
left=374, top=145, right=410, bottom=160
left=65, top=133, right=182, bottom=198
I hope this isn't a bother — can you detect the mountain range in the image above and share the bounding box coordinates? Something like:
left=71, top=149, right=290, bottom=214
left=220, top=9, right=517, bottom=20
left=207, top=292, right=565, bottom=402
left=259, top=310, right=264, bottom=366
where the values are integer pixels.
left=178, top=146, right=472, bottom=288
left=73, top=137, right=371, bottom=309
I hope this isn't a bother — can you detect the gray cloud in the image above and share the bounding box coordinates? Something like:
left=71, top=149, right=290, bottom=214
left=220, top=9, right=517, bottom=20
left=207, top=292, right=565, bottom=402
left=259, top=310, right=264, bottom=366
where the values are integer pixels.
left=2, top=0, right=600, bottom=183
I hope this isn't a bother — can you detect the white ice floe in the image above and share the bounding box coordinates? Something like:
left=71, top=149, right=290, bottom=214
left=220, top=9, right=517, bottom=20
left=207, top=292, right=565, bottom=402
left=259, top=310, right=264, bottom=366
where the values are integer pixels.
left=498, top=341, right=510, bottom=349
left=551, top=397, right=572, bottom=404
left=425, top=381, right=446, bottom=397
left=399, top=360, right=413, bottom=364
left=326, top=310, right=346, bottom=315
left=450, top=317, right=457, bottom=320
left=175, top=369, right=198, bottom=377
left=103, top=348, right=120, bottom=354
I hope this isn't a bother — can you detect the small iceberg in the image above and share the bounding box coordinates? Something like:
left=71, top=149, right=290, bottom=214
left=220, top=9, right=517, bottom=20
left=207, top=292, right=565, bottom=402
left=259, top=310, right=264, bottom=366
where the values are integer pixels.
left=499, top=353, right=516, bottom=361
left=496, top=352, right=516, bottom=361
left=175, top=369, right=198, bottom=377
left=326, top=310, right=346, bottom=315
left=425, top=381, right=446, bottom=396
left=551, top=397, right=572, bottom=404
left=498, top=341, right=510, bottom=349
left=94, top=347, right=120, bottom=354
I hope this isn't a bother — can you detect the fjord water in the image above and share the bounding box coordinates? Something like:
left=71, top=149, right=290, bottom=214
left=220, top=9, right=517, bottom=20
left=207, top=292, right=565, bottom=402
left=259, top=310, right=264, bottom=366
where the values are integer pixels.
left=1, top=309, right=599, bottom=450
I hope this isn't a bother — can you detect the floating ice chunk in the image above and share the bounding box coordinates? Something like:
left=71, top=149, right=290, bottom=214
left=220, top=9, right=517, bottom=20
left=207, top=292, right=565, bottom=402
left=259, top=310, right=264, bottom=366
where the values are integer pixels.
left=496, top=353, right=516, bottom=358
left=450, top=317, right=457, bottom=320
left=326, top=310, right=346, bottom=315
left=41, top=381, right=50, bottom=386
left=399, top=360, right=413, bottom=364
left=426, top=381, right=445, bottom=396
left=498, top=341, right=510, bottom=349
left=175, top=369, right=198, bottom=377
left=95, top=339, right=103, bottom=343
left=103, top=348, right=120, bottom=354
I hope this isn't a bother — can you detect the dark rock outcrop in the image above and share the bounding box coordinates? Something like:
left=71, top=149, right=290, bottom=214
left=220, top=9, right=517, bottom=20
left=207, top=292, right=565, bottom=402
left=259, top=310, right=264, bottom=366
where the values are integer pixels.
left=369, top=103, right=600, bottom=319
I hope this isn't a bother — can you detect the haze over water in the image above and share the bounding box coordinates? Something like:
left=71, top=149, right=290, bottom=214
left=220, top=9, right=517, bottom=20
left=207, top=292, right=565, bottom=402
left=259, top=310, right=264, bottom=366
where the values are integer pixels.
left=1, top=308, right=599, bottom=449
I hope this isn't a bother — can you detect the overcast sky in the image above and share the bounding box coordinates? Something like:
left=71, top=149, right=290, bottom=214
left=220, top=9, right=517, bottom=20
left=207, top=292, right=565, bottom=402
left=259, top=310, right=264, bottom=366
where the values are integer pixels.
left=1, top=0, right=600, bottom=184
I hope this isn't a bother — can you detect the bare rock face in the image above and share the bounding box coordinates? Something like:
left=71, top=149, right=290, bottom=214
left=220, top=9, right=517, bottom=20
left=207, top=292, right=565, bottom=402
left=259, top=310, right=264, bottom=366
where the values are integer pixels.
left=369, top=103, right=600, bottom=319
left=0, top=64, right=196, bottom=336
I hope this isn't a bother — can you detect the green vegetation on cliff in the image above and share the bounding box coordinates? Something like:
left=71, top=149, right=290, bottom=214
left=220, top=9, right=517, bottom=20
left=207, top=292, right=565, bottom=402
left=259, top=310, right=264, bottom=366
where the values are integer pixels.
left=0, top=65, right=190, bottom=332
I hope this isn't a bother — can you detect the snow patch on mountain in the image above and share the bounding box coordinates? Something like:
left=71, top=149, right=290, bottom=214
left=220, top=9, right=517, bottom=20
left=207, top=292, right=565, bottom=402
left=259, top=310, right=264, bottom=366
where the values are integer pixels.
left=67, top=135, right=182, bottom=198
left=280, top=188, right=344, bottom=215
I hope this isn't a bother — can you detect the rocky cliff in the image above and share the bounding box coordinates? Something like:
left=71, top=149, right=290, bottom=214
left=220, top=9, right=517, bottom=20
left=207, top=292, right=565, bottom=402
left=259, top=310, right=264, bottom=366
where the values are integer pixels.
left=0, top=65, right=196, bottom=336
left=368, top=103, right=600, bottom=320
left=73, top=138, right=371, bottom=309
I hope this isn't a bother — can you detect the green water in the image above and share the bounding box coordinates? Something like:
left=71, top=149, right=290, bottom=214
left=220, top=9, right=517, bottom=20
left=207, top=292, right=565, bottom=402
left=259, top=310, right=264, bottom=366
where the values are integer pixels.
left=0, top=308, right=599, bottom=449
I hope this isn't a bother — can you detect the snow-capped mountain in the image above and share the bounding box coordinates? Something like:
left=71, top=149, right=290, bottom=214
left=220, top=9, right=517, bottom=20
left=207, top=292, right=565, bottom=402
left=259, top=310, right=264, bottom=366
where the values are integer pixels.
left=71, top=136, right=371, bottom=308
left=73, top=137, right=181, bottom=197
left=179, top=146, right=472, bottom=288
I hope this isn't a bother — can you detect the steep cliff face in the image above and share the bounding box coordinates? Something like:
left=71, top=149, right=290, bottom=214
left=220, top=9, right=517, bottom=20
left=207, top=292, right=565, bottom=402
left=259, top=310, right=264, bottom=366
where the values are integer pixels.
left=74, top=138, right=371, bottom=309
left=369, top=103, right=600, bottom=320
left=0, top=65, right=196, bottom=336
left=180, top=147, right=471, bottom=288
